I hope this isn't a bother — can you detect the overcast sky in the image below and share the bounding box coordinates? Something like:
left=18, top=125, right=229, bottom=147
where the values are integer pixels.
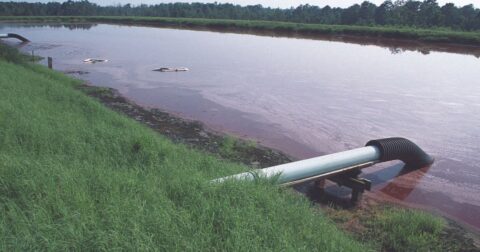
left=5, top=0, right=477, bottom=8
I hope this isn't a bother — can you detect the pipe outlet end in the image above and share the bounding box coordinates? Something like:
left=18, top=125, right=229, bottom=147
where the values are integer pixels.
left=366, top=137, right=434, bottom=168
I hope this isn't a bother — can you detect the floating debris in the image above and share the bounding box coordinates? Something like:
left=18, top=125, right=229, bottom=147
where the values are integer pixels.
left=64, top=70, right=90, bottom=75
left=153, top=67, right=189, bottom=72
left=83, top=58, right=108, bottom=64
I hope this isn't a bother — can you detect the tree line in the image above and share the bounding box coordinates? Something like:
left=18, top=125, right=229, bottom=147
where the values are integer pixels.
left=1, top=0, right=480, bottom=31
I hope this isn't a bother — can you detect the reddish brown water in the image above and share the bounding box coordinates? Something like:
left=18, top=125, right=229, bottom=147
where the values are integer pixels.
left=2, top=23, right=479, bottom=231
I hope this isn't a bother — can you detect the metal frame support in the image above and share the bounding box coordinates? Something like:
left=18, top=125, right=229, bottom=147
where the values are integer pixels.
left=326, top=169, right=372, bottom=203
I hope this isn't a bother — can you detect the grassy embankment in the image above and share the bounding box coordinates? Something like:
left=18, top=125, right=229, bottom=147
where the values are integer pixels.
left=0, top=43, right=460, bottom=251
left=2, top=16, right=480, bottom=46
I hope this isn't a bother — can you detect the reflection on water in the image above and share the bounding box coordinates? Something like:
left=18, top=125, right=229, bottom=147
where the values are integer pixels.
left=299, top=163, right=428, bottom=208
left=5, top=22, right=480, bottom=57
left=371, top=164, right=430, bottom=202
left=143, top=24, right=480, bottom=58
left=1, top=23, right=480, bottom=231
left=310, top=34, right=480, bottom=58
left=113, top=22, right=480, bottom=58
left=2, top=22, right=96, bottom=30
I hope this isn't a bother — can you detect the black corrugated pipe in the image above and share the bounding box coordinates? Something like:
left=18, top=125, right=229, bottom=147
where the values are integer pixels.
left=366, top=137, right=434, bottom=168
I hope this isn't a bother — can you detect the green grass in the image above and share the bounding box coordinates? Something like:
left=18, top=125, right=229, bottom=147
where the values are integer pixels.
left=219, top=135, right=257, bottom=160
left=219, top=135, right=237, bottom=158
left=2, top=16, right=480, bottom=46
left=365, top=208, right=446, bottom=251
left=0, top=44, right=369, bottom=250
left=326, top=205, right=450, bottom=252
left=0, top=44, right=459, bottom=251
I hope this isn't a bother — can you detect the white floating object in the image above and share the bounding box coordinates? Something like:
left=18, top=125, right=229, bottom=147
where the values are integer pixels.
left=83, top=58, right=108, bottom=64
left=153, top=67, right=189, bottom=72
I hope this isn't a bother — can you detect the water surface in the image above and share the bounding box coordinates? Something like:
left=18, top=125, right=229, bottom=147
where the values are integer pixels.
left=1, top=23, right=479, bottom=230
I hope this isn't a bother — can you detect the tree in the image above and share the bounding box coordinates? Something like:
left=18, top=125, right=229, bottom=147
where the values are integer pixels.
left=441, top=3, right=461, bottom=28
left=341, top=4, right=361, bottom=24
left=358, top=1, right=377, bottom=25
left=418, top=0, right=442, bottom=27
left=375, top=1, right=393, bottom=25
left=459, top=4, right=478, bottom=30
left=402, top=1, right=422, bottom=26
left=1, top=0, right=479, bottom=31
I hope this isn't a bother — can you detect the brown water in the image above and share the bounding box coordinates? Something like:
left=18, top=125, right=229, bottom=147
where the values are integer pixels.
left=1, top=23, right=479, bottom=230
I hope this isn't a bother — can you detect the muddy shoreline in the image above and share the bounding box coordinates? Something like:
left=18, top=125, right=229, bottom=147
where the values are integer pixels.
left=78, top=84, right=292, bottom=168
left=78, top=83, right=479, bottom=250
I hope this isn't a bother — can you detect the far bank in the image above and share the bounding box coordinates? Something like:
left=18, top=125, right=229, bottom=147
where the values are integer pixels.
left=2, top=16, right=480, bottom=47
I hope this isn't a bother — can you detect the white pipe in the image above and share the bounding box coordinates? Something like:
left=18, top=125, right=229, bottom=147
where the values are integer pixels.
left=0, top=34, right=7, bottom=38
left=213, top=146, right=381, bottom=184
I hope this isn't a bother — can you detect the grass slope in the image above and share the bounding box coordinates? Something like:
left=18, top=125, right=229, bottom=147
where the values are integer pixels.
left=0, top=46, right=367, bottom=250
left=2, top=16, right=480, bottom=46
left=0, top=44, right=460, bottom=251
